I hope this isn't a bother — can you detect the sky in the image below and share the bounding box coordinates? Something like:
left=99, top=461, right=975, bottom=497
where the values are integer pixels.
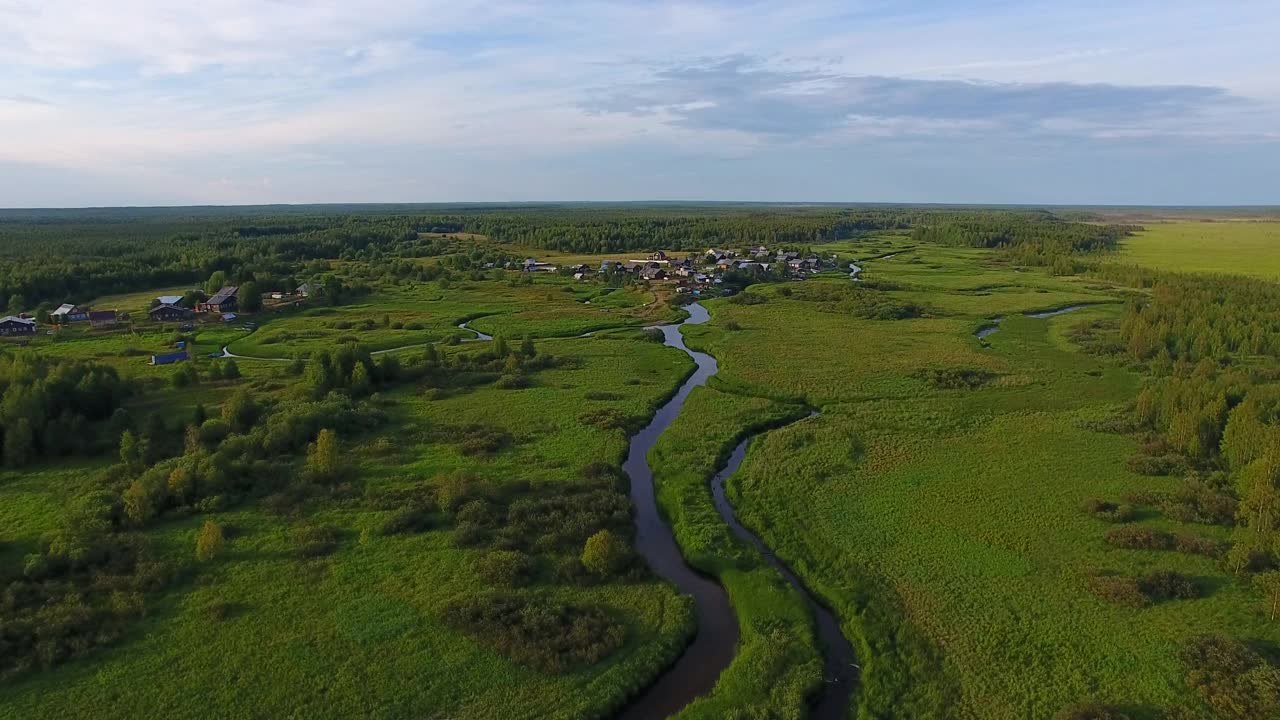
left=1, top=0, right=1277, bottom=207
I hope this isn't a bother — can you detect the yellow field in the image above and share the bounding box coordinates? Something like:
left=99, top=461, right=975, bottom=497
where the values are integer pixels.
left=1116, top=221, right=1280, bottom=279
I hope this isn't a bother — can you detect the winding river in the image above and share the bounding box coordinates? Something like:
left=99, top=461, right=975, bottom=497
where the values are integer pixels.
left=619, top=303, right=856, bottom=719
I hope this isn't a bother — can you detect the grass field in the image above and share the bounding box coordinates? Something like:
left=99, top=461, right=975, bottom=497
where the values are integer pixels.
left=0, top=281, right=699, bottom=720
left=671, top=244, right=1278, bottom=718
left=6, top=226, right=1278, bottom=719
left=1116, top=220, right=1280, bottom=279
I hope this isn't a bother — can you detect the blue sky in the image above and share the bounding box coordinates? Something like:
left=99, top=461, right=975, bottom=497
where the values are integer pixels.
left=1, top=0, right=1277, bottom=206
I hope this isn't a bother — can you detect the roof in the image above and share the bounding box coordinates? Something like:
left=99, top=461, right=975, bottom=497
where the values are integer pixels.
left=88, top=310, right=116, bottom=321
left=150, top=303, right=186, bottom=314
left=206, top=286, right=239, bottom=304
left=51, top=303, right=81, bottom=316
left=157, top=295, right=183, bottom=305
left=0, top=316, right=35, bottom=325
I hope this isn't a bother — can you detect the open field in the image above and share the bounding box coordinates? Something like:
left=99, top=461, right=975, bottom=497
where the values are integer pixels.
left=1116, top=221, right=1280, bottom=279
left=676, top=243, right=1280, bottom=718
left=4, top=205, right=1280, bottom=720
left=1, top=321, right=701, bottom=720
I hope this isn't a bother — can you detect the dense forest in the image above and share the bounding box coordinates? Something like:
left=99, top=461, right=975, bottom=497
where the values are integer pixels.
left=0, top=205, right=1132, bottom=312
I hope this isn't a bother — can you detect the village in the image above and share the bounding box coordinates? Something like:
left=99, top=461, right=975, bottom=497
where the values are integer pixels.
left=517, top=245, right=840, bottom=296
left=0, top=283, right=314, bottom=365
left=0, top=247, right=844, bottom=364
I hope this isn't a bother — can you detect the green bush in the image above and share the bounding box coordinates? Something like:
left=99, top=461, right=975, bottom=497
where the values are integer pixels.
left=441, top=593, right=626, bottom=674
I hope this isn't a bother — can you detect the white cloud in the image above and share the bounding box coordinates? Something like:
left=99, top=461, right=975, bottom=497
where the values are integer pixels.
left=0, top=0, right=1276, bottom=205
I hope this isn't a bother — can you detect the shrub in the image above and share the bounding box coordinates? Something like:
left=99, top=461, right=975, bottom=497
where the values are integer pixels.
left=578, top=408, right=637, bottom=432
left=453, top=522, right=490, bottom=548
left=1087, top=574, right=1150, bottom=608
left=1180, top=635, right=1280, bottom=720
left=1105, top=527, right=1173, bottom=550
left=1087, top=570, right=1199, bottom=607
left=1126, top=454, right=1189, bottom=477
left=471, top=550, right=535, bottom=587
left=1084, top=499, right=1137, bottom=523
left=441, top=593, right=626, bottom=674
left=195, top=521, right=225, bottom=562
left=378, top=508, right=432, bottom=535
left=917, top=368, right=996, bottom=390
left=581, top=529, right=632, bottom=577
left=722, top=319, right=743, bottom=331
left=291, top=524, right=342, bottom=557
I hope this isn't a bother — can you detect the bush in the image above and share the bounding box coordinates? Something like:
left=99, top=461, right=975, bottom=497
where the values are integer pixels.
left=581, top=529, right=632, bottom=577
left=379, top=508, right=433, bottom=535
left=722, top=319, right=743, bottom=331
left=1180, top=635, right=1280, bottom=720
left=453, top=522, right=490, bottom=548
left=1126, top=454, right=1189, bottom=477
left=917, top=368, right=996, bottom=389
left=195, top=521, right=225, bottom=562
left=578, top=408, right=637, bottom=432
left=472, top=550, right=535, bottom=587
left=441, top=593, right=626, bottom=674
left=1105, top=527, right=1173, bottom=550
left=1084, top=498, right=1137, bottom=523
left=291, top=524, right=342, bottom=557
left=1088, top=570, right=1200, bottom=607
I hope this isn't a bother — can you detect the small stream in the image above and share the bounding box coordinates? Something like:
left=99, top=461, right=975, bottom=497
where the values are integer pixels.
left=619, top=302, right=855, bottom=719
left=710, top=426, right=858, bottom=720
left=977, top=304, right=1092, bottom=340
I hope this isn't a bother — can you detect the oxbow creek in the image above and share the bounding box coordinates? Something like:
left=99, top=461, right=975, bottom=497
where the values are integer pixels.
left=618, top=302, right=857, bottom=719
left=215, top=304, right=857, bottom=716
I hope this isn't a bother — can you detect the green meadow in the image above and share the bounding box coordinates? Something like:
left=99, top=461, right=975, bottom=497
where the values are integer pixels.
left=1116, top=220, right=1280, bottom=279
left=5, top=207, right=1280, bottom=720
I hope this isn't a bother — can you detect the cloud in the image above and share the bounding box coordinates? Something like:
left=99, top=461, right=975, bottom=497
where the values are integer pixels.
left=584, top=55, right=1249, bottom=141
left=0, top=94, right=52, bottom=106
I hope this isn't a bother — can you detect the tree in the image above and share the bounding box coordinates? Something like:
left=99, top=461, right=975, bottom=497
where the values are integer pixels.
left=581, top=529, right=631, bottom=576
left=1255, top=572, right=1280, bottom=621
left=195, top=520, right=225, bottom=562
left=119, top=429, right=147, bottom=470
left=3, top=417, right=34, bottom=468
left=222, top=359, right=241, bottom=380
left=205, top=270, right=228, bottom=294
left=181, top=289, right=205, bottom=308
left=191, top=403, right=208, bottom=427
left=221, top=388, right=258, bottom=433
left=206, top=361, right=223, bottom=382
left=122, top=477, right=158, bottom=525
left=168, top=464, right=195, bottom=502
left=305, top=428, right=343, bottom=483
left=521, top=335, right=536, bottom=357
left=239, top=281, right=263, bottom=312
left=350, top=361, right=372, bottom=395
left=492, top=336, right=510, bottom=358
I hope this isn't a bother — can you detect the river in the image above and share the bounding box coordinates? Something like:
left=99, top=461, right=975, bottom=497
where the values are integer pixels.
left=618, top=302, right=855, bottom=719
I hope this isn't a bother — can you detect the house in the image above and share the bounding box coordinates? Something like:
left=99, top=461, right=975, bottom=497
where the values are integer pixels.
left=295, top=283, right=312, bottom=298
left=88, top=310, right=118, bottom=329
left=198, top=286, right=239, bottom=314
left=750, top=246, right=770, bottom=258
left=0, top=316, right=36, bottom=336
left=156, top=295, right=184, bottom=306
left=649, top=251, right=668, bottom=261
left=149, top=351, right=188, bottom=366
left=639, top=266, right=668, bottom=281
left=600, top=260, right=618, bottom=273
left=621, top=261, right=644, bottom=273
left=50, top=304, right=89, bottom=323
left=149, top=304, right=193, bottom=322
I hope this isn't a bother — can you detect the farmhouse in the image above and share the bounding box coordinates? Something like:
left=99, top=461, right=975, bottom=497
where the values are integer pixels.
left=88, top=310, right=118, bottom=329
left=149, top=351, right=188, bottom=366
left=150, top=303, right=194, bottom=322
left=156, top=295, right=184, bottom=306
left=639, top=266, right=668, bottom=281
left=0, top=316, right=37, bottom=336
left=50, top=304, right=89, bottom=323
left=295, top=283, right=312, bottom=298
left=198, top=286, right=239, bottom=314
